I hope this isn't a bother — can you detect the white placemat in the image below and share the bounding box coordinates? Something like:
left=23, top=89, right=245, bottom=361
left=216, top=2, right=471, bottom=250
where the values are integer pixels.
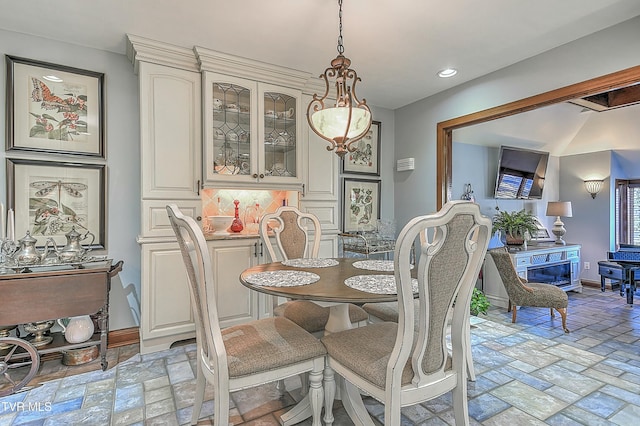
left=244, top=270, right=320, bottom=287
left=344, top=275, right=419, bottom=294
left=352, top=260, right=415, bottom=272
left=281, top=258, right=339, bottom=268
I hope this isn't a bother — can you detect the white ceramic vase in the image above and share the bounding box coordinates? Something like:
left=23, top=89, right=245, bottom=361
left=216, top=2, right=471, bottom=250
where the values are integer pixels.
left=57, top=315, right=94, bottom=344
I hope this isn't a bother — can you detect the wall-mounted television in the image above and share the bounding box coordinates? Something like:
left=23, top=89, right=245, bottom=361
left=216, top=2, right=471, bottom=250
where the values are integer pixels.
left=494, top=146, right=549, bottom=199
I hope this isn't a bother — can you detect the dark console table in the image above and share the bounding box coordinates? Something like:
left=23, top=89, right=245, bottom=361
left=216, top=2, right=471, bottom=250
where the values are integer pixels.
left=0, top=259, right=122, bottom=396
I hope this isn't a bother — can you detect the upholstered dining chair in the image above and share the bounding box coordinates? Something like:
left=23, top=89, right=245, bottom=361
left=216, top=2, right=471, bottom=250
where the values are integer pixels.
left=361, top=299, right=477, bottom=381
left=361, top=223, right=478, bottom=380
left=260, top=206, right=368, bottom=335
left=488, top=247, right=570, bottom=333
left=321, top=200, right=491, bottom=426
left=166, top=204, right=326, bottom=426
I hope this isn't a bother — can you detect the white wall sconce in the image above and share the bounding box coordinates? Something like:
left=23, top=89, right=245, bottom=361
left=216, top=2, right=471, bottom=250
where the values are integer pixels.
left=584, top=179, right=604, bottom=199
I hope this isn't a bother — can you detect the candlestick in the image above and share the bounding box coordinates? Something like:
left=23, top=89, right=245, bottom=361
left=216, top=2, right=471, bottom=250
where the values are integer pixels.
left=7, top=209, right=15, bottom=242
left=0, top=202, right=5, bottom=240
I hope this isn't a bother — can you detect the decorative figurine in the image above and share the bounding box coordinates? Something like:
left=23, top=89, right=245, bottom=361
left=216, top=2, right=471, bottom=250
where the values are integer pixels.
left=230, top=199, right=244, bottom=233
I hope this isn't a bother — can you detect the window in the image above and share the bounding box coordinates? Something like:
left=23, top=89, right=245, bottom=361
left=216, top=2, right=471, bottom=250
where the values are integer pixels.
left=615, top=179, right=640, bottom=245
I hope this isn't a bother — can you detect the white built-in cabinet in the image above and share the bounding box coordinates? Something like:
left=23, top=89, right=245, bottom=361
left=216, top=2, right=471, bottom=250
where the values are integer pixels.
left=202, top=73, right=303, bottom=188
left=207, top=238, right=272, bottom=327
left=129, top=36, right=203, bottom=353
left=128, top=35, right=341, bottom=353
left=299, top=92, right=340, bottom=257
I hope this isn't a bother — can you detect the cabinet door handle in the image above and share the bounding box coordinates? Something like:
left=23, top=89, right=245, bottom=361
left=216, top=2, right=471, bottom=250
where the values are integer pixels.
left=196, top=180, right=201, bottom=196
left=259, top=173, right=265, bottom=179
left=252, top=173, right=258, bottom=179
left=196, top=216, right=202, bottom=221
left=254, top=242, right=258, bottom=257
left=259, top=242, right=263, bottom=257
left=302, top=183, right=306, bottom=197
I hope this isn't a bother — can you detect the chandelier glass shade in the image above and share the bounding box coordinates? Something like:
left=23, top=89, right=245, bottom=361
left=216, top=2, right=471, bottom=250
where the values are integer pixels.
left=306, top=0, right=372, bottom=158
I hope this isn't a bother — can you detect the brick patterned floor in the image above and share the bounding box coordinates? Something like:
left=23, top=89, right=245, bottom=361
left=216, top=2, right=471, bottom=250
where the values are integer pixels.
left=1, top=285, right=639, bottom=425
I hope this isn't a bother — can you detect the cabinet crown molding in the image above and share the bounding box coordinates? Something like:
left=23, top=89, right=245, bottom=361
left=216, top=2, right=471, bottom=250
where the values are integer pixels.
left=127, top=34, right=199, bottom=73
left=195, top=46, right=311, bottom=90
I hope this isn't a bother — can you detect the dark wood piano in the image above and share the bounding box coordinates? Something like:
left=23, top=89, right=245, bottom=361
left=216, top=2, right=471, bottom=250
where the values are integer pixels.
left=598, top=244, right=640, bottom=304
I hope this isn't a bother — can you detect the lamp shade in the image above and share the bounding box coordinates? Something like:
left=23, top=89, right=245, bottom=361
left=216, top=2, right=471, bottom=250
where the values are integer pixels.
left=309, top=107, right=371, bottom=140
left=546, top=201, right=573, bottom=217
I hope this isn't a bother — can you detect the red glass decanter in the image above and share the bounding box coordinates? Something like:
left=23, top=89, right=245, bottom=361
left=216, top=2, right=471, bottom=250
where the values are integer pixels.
left=230, top=199, right=244, bottom=233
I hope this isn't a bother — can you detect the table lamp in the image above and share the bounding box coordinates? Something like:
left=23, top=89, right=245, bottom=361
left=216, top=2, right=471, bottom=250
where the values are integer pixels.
left=546, top=201, right=573, bottom=245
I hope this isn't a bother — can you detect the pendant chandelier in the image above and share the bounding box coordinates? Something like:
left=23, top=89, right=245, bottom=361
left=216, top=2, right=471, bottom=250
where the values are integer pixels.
left=306, top=0, right=372, bottom=158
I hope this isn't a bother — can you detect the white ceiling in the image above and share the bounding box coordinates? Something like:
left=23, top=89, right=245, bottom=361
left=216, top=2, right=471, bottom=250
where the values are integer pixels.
left=453, top=101, right=640, bottom=156
left=1, top=0, right=640, bottom=110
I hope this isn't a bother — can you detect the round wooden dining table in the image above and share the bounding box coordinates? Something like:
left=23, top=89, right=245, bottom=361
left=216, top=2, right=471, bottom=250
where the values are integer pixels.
left=239, top=257, right=409, bottom=426
left=240, top=257, right=400, bottom=332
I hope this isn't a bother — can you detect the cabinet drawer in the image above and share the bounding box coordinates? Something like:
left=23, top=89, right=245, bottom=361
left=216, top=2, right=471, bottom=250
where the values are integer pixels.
left=566, top=249, right=579, bottom=259
left=598, top=263, right=624, bottom=280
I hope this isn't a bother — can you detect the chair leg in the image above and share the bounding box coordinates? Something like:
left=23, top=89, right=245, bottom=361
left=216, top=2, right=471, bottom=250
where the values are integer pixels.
left=451, top=369, right=471, bottom=426
left=464, top=319, right=475, bottom=381
left=555, top=307, right=570, bottom=333
left=323, top=365, right=336, bottom=426
left=300, top=372, right=309, bottom=396
left=511, top=305, right=518, bottom=323
left=550, top=307, right=555, bottom=317
left=213, top=378, right=230, bottom=426
left=191, top=362, right=205, bottom=425
left=309, top=363, right=324, bottom=426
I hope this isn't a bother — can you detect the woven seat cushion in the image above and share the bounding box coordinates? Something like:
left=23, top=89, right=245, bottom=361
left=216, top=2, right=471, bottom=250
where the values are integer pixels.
left=514, top=283, right=568, bottom=309
left=364, top=300, right=453, bottom=331
left=274, top=300, right=369, bottom=333
left=363, top=300, right=419, bottom=323
left=321, top=322, right=451, bottom=388
left=221, top=317, right=326, bottom=377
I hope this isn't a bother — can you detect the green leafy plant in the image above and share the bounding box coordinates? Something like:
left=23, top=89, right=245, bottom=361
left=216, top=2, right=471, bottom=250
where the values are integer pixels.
left=470, top=288, right=490, bottom=316
left=491, top=209, right=538, bottom=243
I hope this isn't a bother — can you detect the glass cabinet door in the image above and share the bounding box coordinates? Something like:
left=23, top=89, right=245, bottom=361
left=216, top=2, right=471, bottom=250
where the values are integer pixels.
left=203, top=74, right=301, bottom=187
left=259, top=84, right=301, bottom=184
left=203, top=73, right=258, bottom=184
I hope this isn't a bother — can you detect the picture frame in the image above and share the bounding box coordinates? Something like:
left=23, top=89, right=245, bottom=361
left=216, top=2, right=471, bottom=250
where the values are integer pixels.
left=342, top=178, right=381, bottom=233
left=341, top=120, right=381, bottom=176
left=5, top=55, right=105, bottom=157
left=7, top=158, right=106, bottom=249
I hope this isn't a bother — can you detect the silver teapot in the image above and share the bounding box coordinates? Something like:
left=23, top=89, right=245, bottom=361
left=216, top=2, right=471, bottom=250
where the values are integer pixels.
left=13, top=231, right=55, bottom=265
left=57, top=226, right=95, bottom=263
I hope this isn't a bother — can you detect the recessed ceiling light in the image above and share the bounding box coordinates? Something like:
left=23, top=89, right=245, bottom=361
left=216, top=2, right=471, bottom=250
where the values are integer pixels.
left=42, top=75, right=63, bottom=82
left=437, top=68, right=458, bottom=78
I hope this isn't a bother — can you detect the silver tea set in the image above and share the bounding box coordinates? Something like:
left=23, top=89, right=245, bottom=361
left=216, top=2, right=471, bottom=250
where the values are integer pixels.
left=1, top=226, right=95, bottom=268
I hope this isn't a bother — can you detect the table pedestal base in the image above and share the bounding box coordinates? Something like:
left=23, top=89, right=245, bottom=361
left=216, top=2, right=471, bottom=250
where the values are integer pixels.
left=279, top=303, right=374, bottom=426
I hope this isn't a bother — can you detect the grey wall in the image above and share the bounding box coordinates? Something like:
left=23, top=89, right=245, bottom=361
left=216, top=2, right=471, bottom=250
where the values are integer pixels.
left=0, top=29, right=141, bottom=329
left=451, top=142, right=560, bottom=229
left=560, top=151, right=612, bottom=282
left=394, top=16, right=640, bottom=232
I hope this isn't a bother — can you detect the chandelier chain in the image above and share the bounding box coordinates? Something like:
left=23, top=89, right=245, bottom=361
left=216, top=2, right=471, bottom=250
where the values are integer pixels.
left=337, top=0, right=344, bottom=55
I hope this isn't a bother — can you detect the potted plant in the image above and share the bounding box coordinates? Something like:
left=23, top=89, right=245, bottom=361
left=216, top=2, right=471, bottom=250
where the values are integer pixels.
left=492, top=209, right=538, bottom=245
left=470, top=288, right=490, bottom=316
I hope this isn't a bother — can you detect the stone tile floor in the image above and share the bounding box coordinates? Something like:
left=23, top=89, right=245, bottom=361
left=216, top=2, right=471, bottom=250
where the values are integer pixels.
left=1, top=285, right=639, bottom=425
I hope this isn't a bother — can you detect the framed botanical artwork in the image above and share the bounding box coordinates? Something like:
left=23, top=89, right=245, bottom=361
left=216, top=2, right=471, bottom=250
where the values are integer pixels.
left=7, top=158, right=106, bottom=248
left=342, top=178, right=381, bottom=233
left=341, top=120, right=380, bottom=176
left=5, top=55, right=105, bottom=157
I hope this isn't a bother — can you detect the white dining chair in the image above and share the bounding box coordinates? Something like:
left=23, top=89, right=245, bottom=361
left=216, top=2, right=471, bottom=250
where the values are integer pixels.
left=260, top=206, right=368, bottom=335
left=321, top=201, right=491, bottom=425
left=166, top=204, right=326, bottom=426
